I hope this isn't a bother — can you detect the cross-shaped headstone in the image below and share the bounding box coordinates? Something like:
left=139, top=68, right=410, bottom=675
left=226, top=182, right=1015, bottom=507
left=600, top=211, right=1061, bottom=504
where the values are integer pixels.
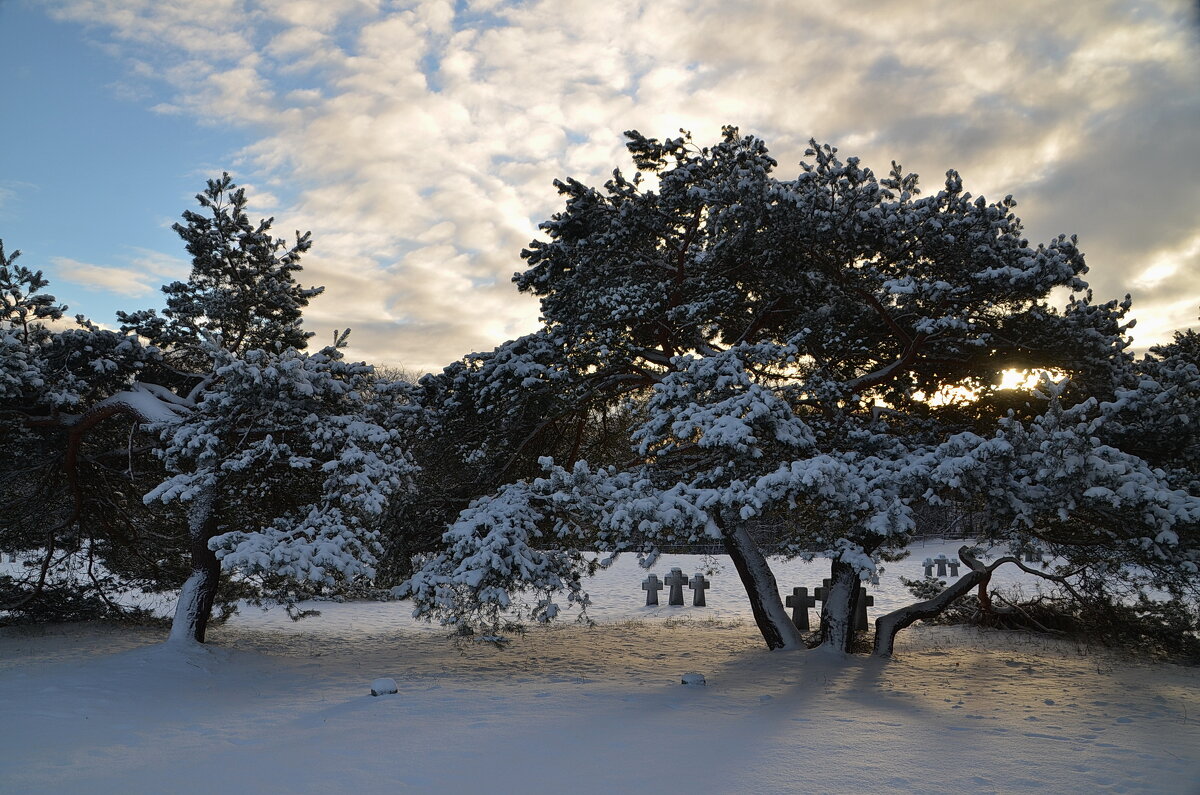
left=934, top=554, right=950, bottom=577
left=855, top=587, right=875, bottom=631
left=664, top=568, right=688, bottom=606
left=786, top=586, right=816, bottom=631
left=813, top=578, right=833, bottom=605
left=923, top=557, right=935, bottom=577
left=947, top=558, right=961, bottom=577
left=642, top=573, right=663, bottom=606
left=688, top=573, right=711, bottom=607
left=1024, top=547, right=1041, bottom=563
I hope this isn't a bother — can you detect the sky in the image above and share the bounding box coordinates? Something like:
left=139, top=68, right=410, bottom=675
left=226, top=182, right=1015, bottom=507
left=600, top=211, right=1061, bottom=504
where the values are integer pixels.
left=1, top=0, right=1198, bottom=374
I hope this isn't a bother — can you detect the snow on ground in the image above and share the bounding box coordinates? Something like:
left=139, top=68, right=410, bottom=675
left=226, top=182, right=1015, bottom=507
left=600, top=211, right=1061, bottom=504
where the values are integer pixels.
left=2, top=541, right=1198, bottom=794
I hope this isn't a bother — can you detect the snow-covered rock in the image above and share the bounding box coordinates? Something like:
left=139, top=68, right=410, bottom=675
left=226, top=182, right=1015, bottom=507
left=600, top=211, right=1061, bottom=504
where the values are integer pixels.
left=370, top=677, right=398, bottom=696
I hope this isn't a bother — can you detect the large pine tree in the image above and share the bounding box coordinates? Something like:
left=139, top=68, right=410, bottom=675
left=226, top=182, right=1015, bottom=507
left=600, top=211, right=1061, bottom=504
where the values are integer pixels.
left=405, top=129, right=1198, bottom=654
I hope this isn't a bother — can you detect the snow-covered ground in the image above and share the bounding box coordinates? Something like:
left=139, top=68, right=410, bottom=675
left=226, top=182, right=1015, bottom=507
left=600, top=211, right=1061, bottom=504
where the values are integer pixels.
left=2, top=541, right=1198, bottom=794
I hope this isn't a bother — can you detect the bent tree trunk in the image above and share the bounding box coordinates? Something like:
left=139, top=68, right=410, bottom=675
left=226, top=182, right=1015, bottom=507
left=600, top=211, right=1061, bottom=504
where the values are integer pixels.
left=721, top=521, right=804, bottom=650
left=818, top=559, right=861, bottom=652
left=872, top=546, right=1014, bottom=657
left=168, top=490, right=222, bottom=644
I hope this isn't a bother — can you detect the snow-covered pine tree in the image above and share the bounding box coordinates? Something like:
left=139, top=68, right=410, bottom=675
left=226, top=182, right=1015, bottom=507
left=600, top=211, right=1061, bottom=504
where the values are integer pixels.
left=0, top=240, right=174, bottom=621
left=111, top=175, right=420, bottom=643
left=384, top=328, right=630, bottom=584
left=5, top=176, right=419, bottom=642
left=871, top=377, right=1200, bottom=655
left=148, top=335, right=418, bottom=643
left=1103, top=311, right=1200, bottom=493
left=405, top=128, right=1197, bottom=655
left=118, top=173, right=321, bottom=365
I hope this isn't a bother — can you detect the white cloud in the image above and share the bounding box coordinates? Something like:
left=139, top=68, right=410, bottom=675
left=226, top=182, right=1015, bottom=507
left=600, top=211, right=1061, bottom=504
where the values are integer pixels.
left=52, top=257, right=159, bottom=297
left=50, top=248, right=189, bottom=300
left=46, top=0, right=1200, bottom=372
left=127, top=248, right=189, bottom=280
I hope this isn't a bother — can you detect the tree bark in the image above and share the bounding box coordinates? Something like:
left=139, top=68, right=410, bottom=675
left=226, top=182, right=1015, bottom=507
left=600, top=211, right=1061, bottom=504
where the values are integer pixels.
left=872, top=546, right=1015, bottom=658
left=168, top=489, right=221, bottom=644
left=818, top=559, right=861, bottom=652
left=976, top=571, right=994, bottom=615
left=720, top=521, right=804, bottom=650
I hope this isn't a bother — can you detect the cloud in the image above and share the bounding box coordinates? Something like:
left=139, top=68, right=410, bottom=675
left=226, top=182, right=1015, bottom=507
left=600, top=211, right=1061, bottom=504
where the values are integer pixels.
left=50, top=248, right=188, bottom=299
left=47, top=0, right=1200, bottom=372
left=52, top=257, right=160, bottom=297
left=127, top=247, right=189, bottom=280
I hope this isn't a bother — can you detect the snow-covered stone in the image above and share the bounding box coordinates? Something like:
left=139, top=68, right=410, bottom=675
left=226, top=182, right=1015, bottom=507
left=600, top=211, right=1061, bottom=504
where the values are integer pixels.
left=370, top=677, right=398, bottom=696
left=680, top=672, right=706, bottom=686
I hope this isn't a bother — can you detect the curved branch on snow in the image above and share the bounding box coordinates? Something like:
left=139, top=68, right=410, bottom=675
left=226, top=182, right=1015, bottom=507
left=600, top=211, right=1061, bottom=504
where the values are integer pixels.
left=872, top=546, right=1016, bottom=658
left=872, top=546, right=1092, bottom=657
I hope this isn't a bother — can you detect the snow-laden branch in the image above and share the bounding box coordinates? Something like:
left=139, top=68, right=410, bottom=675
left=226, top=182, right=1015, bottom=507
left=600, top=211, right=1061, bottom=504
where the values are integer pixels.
left=96, top=383, right=193, bottom=425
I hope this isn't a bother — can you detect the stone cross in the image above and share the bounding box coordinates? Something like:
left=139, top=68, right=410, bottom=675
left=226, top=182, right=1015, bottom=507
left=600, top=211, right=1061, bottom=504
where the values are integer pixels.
left=1024, top=547, right=1042, bottom=563
left=688, top=573, right=711, bottom=607
left=923, top=557, right=935, bottom=577
left=947, top=558, right=961, bottom=577
left=664, top=567, right=688, bottom=606
left=813, top=578, right=833, bottom=605
left=933, top=554, right=950, bottom=577
left=642, top=573, right=663, bottom=606
left=855, top=588, right=875, bottom=631
left=786, top=586, right=816, bottom=631
left=813, top=581, right=873, bottom=632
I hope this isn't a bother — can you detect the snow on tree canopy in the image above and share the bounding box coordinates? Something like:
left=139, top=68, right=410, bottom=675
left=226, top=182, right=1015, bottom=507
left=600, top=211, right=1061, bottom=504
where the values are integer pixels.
left=406, top=128, right=1196, bottom=652
left=147, top=339, right=420, bottom=591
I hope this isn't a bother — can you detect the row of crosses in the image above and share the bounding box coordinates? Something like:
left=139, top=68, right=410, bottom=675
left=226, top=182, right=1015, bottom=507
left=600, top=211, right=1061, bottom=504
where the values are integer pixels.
left=923, top=547, right=1043, bottom=578
left=785, top=580, right=874, bottom=632
left=642, top=568, right=711, bottom=606
left=923, top=554, right=961, bottom=578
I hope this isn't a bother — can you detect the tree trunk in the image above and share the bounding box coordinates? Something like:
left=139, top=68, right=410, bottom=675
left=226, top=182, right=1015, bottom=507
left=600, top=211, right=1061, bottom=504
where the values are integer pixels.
left=721, top=521, right=804, bottom=650
left=872, top=546, right=1012, bottom=657
left=818, top=559, right=861, bottom=652
left=168, top=490, right=221, bottom=644
left=976, top=571, right=994, bottom=615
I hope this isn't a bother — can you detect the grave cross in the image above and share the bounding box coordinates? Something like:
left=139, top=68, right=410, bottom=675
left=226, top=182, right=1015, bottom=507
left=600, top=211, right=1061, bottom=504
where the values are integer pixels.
left=786, top=586, right=816, bottom=631
left=814, top=581, right=873, bottom=633
left=947, top=558, right=961, bottom=577
left=642, top=573, right=664, bottom=606
left=933, top=554, right=950, bottom=577
left=664, top=568, right=688, bottom=606
left=813, top=578, right=833, bottom=605
left=1024, top=547, right=1042, bottom=563
left=688, top=574, right=711, bottom=607
left=923, top=557, right=935, bottom=577
left=855, top=588, right=875, bottom=631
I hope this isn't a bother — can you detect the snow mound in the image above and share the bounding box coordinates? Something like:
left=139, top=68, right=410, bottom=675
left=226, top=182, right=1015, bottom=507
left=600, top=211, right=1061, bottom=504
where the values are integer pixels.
left=370, top=677, right=398, bottom=696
